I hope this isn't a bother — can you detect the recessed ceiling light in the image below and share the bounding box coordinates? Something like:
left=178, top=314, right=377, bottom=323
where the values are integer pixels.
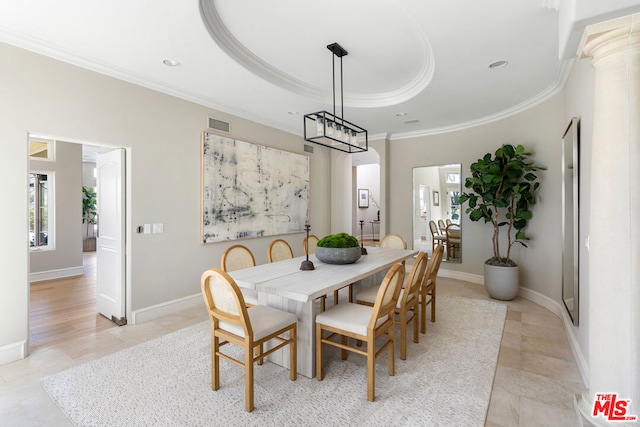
left=288, top=111, right=299, bottom=115
left=488, top=60, right=508, bottom=69
left=163, top=59, right=181, bottom=67
left=395, top=112, right=408, bottom=117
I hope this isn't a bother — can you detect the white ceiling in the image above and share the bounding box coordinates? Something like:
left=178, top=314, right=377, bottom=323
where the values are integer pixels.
left=1, top=1, right=639, bottom=142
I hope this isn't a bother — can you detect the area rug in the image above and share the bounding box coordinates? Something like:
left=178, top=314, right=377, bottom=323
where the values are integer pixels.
left=41, top=295, right=506, bottom=426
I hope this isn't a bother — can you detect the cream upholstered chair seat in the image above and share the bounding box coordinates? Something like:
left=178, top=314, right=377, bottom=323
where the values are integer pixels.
left=316, top=304, right=389, bottom=336
left=219, top=304, right=298, bottom=340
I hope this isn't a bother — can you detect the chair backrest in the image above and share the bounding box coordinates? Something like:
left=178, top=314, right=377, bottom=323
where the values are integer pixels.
left=438, top=219, right=447, bottom=233
left=424, top=244, right=445, bottom=286
left=429, top=220, right=440, bottom=236
left=446, top=223, right=461, bottom=239
left=303, top=235, right=319, bottom=255
left=221, top=245, right=256, bottom=272
left=201, top=268, right=252, bottom=337
left=446, top=219, right=452, bottom=226
left=379, top=233, right=407, bottom=249
left=400, top=252, right=429, bottom=306
left=268, top=239, right=294, bottom=262
left=369, top=263, right=405, bottom=329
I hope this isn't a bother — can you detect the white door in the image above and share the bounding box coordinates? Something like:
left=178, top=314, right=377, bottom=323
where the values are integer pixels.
left=96, top=148, right=126, bottom=324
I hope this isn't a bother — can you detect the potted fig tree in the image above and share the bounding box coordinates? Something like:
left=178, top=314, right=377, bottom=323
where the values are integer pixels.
left=82, top=186, right=97, bottom=252
left=459, top=144, right=545, bottom=300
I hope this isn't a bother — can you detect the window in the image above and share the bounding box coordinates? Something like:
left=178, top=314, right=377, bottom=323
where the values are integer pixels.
left=29, top=138, right=54, bottom=161
left=29, top=172, right=54, bottom=250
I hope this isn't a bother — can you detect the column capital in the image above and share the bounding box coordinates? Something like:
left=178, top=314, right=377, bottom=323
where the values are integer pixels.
left=578, top=13, right=640, bottom=61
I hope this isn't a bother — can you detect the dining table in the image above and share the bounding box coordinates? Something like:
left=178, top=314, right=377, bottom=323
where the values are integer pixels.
left=228, top=246, right=417, bottom=378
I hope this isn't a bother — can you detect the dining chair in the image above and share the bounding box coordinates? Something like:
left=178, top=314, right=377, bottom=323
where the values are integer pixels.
left=420, top=244, right=444, bottom=334
left=316, top=262, right=405, bottom=402
left=445, top=223, right=461, bottom=260
left=438, top=219, right=447, bottom=234
left=379, top=233, right=407, bottom=249
left=354, top=251, right=429, bottom=360
left=201, top=268, right=297, bottom=412
left=446, top=218, right=452, bottom=226
left=302, top=234, right=319, bottom=255
left=429, top=220, right=447, bottom=252
left=268, top=239, right=294, bottom=263
left=220, top=244, right=258, bottom=306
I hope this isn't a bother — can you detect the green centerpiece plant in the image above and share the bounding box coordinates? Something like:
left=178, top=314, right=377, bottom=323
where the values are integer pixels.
left=315, top=233, right=361, bottom=264
left=459, top=144, right=545, bottom=300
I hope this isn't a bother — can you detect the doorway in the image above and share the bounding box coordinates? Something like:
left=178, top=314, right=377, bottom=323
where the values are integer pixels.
left=28, top=138, right=126, bottom=350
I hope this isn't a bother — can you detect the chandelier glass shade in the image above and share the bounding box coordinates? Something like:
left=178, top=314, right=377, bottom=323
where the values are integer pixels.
left=303, top=43, right=368, bottom=153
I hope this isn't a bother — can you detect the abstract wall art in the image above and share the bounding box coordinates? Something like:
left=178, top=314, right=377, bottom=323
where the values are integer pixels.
left=201, top=132, right=309, bottom=243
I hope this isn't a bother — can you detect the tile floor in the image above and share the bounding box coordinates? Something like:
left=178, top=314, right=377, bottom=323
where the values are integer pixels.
left=0, top=277, right=585, bottom=426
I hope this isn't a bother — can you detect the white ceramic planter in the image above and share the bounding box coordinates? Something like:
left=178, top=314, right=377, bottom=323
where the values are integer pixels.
left=483, top=263, right=520, bottom=301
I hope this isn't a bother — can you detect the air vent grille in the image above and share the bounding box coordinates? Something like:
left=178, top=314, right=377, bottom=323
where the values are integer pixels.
left=208, top=117, right=231, bottom=133
left=303, top=144, right=314, bottom=153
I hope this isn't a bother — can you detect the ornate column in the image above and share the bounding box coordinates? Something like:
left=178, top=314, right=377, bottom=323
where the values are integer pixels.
left=577, top=14, right=640, bottom=424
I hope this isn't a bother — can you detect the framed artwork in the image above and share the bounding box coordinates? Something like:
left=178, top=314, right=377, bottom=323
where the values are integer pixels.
left=358, top=188, right=369, bottom=208
left=201, top=132, right=309, bottom=243
left=433, top=190, right=440, bottom=206
left=446, top=173, right=460, bottom=184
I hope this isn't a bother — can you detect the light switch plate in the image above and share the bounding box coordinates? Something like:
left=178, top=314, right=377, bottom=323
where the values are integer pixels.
left=153, top=223, right=164, bottom=233
left=143, top=224, right=151, bottom=234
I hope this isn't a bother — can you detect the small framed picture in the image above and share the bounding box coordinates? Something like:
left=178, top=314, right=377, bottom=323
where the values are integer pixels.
left=446, top=173, right=460, bottom=184
left=433, top=191, right=440, bottom=206
left=358, top=188, right=369, bottom=208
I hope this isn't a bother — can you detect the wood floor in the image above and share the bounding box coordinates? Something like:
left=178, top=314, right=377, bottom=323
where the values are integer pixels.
left=29, top=251, right=117, bottom=350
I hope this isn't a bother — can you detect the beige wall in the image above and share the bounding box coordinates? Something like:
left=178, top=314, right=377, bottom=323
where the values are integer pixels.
left=0, top=38, right=595, bottom=370
left=0, top=41, right=331, bottom=360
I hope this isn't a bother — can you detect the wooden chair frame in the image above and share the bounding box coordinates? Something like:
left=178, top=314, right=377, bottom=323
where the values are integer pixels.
left=379, top=233, right=407, bottom=249
left=420, top=244, right=444, bottom=334
left=267, top=239, right=294, bottom=263
left=445, top=223, right=461, bottom=260
left=302, top=234, right=319, bottom=255
left=356, top=252, right=429, bottom=360
left=429, top=220, right=447, bottom=252
left=221, top=244, right=256, bottom=272
left=201, top=268, right=297, bottom=412
left=316, top=263, right=405, bottom=402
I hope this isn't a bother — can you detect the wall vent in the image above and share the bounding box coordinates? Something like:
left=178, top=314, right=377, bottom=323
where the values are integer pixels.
left=403, top=119, right=419, bottom=124
left=208, top=117, right=231, bottom=133
left=303, top=144, right=314, bottom=153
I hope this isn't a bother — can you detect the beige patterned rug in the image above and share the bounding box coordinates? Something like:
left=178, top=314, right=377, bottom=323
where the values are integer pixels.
left=41, top=295, right=506, bottom=426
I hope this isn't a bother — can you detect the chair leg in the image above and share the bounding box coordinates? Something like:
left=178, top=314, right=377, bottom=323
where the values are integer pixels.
left=348, top=284, right=353, bottom=302
left=333, top=290, right=339, bottom=305
left=316, top=323, right=324, bottom=381
left=212, top=335, right=220, bottom=390
left=245, top=345, right=254, bottom=412
left=431, top=288, right=436, bottom=322
left=319, top=295, right=326, bottom=312
left=367, top=337, right=376, bottom=402
left=420, top=291, right=427, bottom=334
left=289, top=324, right=297, bottom=381
left=256, top=343, right=264, bottom=365
left=400, top=314, right=407, bottom=360
left=412, top=309, right=419, bottom=344
left=341, top=335, right=348, bottom=360
left=388, top=326, right=395, bottom=377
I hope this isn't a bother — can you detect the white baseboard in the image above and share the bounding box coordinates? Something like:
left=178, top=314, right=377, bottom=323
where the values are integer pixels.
left=438, top=268, right=484, bottom=285
left=131, top=293, right=202, bottom=324
left=0, top=340, right=26, bottom=365
left=30, top=266, right=84, bottom=283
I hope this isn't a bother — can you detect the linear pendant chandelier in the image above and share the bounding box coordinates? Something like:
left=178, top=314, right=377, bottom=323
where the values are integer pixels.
left=303, top=42, right=368, bottom=153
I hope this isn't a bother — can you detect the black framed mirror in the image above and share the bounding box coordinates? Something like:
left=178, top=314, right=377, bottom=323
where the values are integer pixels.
left=562, top=117, right=579, bottom=326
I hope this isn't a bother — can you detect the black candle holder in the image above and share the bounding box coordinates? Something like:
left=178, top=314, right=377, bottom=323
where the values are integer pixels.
left=359, top=220, right=368, bottom=255
left=300, top=224, right=315, bottom=270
